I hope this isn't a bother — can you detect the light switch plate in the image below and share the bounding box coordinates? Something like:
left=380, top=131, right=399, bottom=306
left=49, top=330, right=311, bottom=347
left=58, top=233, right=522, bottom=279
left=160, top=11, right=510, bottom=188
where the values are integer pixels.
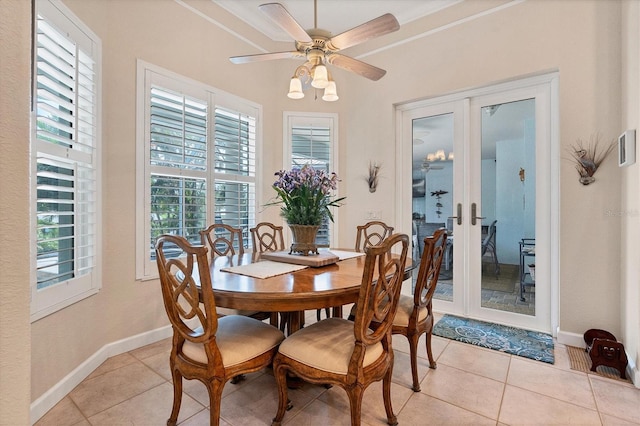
left=618, top=129, right=636, bottom=167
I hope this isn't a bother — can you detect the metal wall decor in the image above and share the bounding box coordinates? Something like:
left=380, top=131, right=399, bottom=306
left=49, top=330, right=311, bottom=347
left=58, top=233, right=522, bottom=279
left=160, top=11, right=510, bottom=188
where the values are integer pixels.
left=568, top=134, right=615, bottom=185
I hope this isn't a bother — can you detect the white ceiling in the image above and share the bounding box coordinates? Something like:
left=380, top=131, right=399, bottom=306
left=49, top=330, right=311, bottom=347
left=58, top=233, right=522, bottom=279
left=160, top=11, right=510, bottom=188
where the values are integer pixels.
left=213, top=0, right=461, bottom=42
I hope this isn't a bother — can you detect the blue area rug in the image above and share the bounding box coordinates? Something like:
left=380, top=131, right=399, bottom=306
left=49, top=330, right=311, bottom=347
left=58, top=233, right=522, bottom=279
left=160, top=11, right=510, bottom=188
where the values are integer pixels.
left=433, top=314, right=554, bottom=364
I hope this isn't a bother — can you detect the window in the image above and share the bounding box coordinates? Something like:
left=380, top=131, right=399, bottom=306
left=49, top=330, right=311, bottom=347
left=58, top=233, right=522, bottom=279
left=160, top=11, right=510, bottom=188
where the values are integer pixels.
left=284, top=113, right=339, bottom=247
left=31, top=0, right=102, bottom=320
left=137, top=62, right=259, bottom=279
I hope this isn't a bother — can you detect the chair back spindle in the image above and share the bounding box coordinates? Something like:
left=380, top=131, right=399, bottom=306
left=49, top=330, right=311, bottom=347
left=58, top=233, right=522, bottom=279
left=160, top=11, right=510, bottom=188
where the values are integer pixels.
left=414, top=228, right=448, bottom=312
left=155, top=235, right=219, bottom=350
left=353, top=233, right=409, bottom=346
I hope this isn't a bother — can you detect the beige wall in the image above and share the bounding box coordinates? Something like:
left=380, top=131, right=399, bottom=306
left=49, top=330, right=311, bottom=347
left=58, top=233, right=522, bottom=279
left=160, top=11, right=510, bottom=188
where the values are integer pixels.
left=621, top=0, right=640, bottom=381
left=0, top=0, right=32, bottom=423
left=22, top=0, right=638, bottom=411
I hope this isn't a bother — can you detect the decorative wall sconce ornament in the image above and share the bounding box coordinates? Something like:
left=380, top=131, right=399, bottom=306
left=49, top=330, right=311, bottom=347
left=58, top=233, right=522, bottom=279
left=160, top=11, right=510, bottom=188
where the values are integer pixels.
left=568, top=134, right=616, bottom=185
left=367, top=162, right=380, bottom=193
left=519, top=168, right=525, bottom=182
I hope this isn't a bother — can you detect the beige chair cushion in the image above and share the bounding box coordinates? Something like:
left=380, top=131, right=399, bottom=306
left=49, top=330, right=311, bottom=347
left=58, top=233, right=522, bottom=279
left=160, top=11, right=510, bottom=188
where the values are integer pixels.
left=278, top=318, right=383, bottom=375
left=182, top=315, right=285, bottom=367
left=393, top=294, right=427, bottom=327
left=216, top=307, right=262, bottom=317
left=348, top=294, right=427, bottom=327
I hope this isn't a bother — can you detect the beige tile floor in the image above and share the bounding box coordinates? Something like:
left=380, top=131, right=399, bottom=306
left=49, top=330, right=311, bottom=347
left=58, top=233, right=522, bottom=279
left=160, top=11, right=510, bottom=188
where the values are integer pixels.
left=36, top=311, right=640, bottom=426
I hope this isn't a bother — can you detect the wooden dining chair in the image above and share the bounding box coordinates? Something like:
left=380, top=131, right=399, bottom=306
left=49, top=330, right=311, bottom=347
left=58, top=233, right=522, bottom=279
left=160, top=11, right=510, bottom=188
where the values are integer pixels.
left=272, top=233, right=409, bottom=426
left=155, top=234, right=285, bottom=426
left=249, top=222, right=290, bottom=329
left=250, top=222, right=285, bottom=253
left=342, top=220, right=396, bottom=322
left=321, top=220, right=395, bottom=323
left=199, top=223, right=245, bottom=259
left=355, top=220, right=395, bottom=252
left=372, top=227, right=447, bottom=392
left=200, top=224, right=271, bottom=322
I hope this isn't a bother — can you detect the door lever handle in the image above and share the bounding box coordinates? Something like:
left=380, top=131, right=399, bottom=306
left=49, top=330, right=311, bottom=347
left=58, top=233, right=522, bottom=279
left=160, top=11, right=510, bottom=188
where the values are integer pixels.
left=471, top=203, right=485, bottom=226
left=448, top=203, right=462, bottom=226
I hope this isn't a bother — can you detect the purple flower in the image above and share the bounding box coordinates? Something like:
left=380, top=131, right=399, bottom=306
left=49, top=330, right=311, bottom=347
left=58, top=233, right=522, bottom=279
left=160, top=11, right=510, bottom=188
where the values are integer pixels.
left=267, top=165, right=345, bottom=225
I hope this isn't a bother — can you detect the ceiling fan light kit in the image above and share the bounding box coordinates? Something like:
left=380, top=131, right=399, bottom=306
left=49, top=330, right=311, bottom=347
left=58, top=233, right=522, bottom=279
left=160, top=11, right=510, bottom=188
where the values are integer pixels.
left=229, top=1, right=399, bottom=102
left=322, top=80, right=338, bottom=102
left=287, top=76, right=304, bottom=99
left=310, top=64, right=328, bottom=88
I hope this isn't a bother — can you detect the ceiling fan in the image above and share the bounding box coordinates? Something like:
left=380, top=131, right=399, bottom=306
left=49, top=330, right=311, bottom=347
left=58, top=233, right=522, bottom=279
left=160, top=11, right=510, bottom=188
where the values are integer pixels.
left=229, top=1, right=400, bottom=82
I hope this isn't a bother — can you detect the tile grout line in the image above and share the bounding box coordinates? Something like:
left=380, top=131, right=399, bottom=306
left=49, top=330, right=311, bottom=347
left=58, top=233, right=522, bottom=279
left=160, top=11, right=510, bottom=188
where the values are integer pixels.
left=495, top=355, right=513, bottom=424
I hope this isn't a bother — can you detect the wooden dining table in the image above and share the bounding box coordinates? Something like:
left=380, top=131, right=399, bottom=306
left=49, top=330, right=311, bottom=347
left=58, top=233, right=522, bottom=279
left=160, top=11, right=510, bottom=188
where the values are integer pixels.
left=206, top=250, right=413, bottom=334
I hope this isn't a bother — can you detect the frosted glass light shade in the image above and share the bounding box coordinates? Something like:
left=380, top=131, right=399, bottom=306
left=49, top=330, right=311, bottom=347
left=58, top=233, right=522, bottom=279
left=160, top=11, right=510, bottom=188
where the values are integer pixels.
left=311, top=65, right=329, bottom=88
left=287, top=77, right=304, bottom=99
left=322, top=81, right=339, bottom=101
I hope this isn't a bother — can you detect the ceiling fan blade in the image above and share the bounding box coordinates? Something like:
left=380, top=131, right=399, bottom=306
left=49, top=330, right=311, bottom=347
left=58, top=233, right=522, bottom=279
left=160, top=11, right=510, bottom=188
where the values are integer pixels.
left=259, top=3, right=312, bottom=43
left=326, top=53, right=386, bottom=81
left=230, top=51, right=305, bottom=64
left=327, top=13, right=399, bottom=51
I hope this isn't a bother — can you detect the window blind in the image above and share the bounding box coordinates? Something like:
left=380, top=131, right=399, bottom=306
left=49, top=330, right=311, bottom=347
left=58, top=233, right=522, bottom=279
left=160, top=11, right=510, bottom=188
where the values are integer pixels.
left=150, top=87, right=207, bottom=171
left=149, top=87, right=208, bottom=253
left=214, top=107, right=256, bottom=176
left=214, top=106, right=256, bottom=248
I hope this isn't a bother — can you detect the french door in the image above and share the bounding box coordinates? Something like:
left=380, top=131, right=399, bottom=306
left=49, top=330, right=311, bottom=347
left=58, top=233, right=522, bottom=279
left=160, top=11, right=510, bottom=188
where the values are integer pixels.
left=397, top=74, right=558, bottom=333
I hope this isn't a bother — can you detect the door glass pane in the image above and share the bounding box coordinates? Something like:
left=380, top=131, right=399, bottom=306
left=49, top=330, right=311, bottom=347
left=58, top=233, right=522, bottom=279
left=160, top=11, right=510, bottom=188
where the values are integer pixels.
left=412, top=113, right=454, bottom=301
left=480, top=99, right=535, bottom=315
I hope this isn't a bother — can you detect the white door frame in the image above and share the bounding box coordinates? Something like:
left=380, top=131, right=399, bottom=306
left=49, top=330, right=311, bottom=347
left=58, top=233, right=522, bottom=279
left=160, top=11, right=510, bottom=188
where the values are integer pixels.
left=395, top=72, right=559, bottom=334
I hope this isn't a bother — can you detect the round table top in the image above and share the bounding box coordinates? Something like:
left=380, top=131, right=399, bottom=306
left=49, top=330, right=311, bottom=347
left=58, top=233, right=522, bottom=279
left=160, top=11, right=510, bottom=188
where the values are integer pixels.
left=208, top=252, right=369, bottom=312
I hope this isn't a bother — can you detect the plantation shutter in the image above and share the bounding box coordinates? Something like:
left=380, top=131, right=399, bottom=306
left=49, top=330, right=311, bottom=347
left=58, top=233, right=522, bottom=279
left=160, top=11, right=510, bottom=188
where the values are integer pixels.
left=148, top=87, right=208, bottom=254
left=291, top=124, right=332, bottom=246
left=34, top=8, right=98, bottom=291
left=214, top=107, right=256, bottom=249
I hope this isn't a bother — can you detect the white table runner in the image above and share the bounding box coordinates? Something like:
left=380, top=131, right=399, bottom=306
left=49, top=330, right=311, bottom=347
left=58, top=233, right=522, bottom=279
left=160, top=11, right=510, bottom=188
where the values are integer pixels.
left=221, top=260, right=308, bottom=279
left=326, top=250, right=366, bottom=261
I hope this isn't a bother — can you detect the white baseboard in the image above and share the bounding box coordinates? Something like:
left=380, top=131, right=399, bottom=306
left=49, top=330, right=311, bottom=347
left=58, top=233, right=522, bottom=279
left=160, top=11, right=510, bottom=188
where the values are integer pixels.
left=627, top=356, right=640, bottom=388
left=30, top=325, right=173, bottom=424
left=556, top=328, right=584, bottom=348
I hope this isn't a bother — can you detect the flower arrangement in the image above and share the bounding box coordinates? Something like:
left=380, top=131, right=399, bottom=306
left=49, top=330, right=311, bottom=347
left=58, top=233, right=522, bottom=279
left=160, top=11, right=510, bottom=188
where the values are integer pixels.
left=269, top=165, right=345, bottom=225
